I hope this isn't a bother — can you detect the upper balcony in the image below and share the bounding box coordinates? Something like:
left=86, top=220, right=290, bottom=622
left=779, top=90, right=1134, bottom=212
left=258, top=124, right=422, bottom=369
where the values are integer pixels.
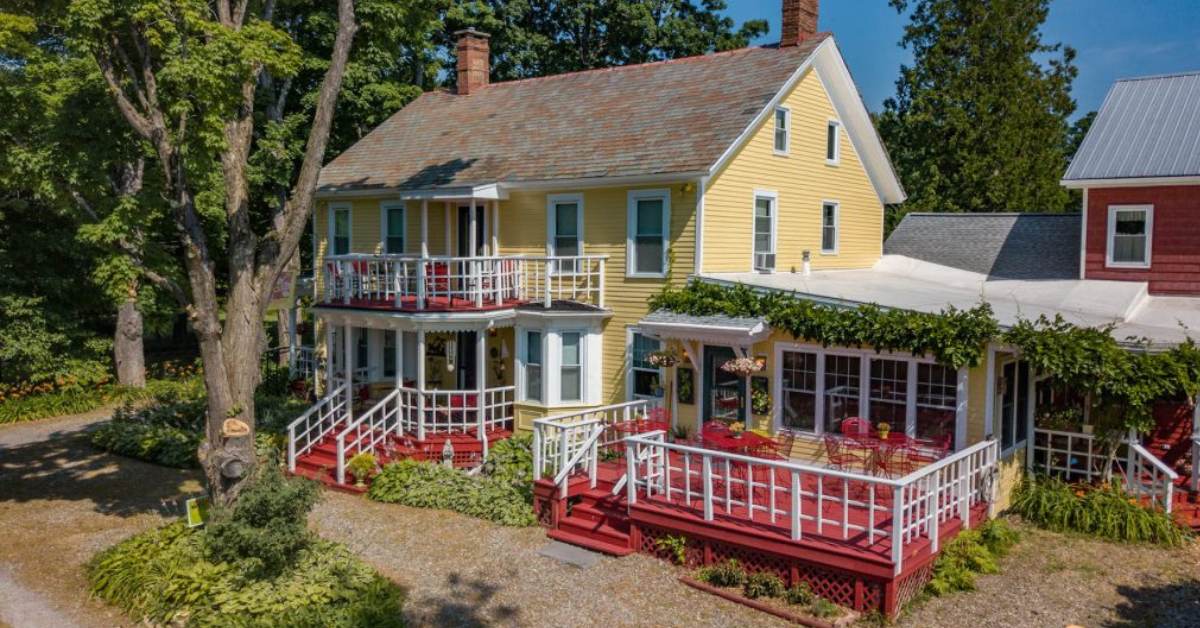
left=319, top=254, right=607, bottom=313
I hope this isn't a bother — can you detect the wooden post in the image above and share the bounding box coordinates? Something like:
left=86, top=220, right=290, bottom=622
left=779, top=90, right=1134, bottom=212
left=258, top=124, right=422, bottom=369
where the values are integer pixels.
left=323, top=323, right=334, bottom=396
left=477, top=327, right=488, bottom=458
left=343, top=324, right=353, bottom=419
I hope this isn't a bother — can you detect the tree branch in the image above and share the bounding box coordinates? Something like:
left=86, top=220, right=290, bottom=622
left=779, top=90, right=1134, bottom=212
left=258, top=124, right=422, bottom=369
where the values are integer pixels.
left=95, top=53, right=154, bottom=140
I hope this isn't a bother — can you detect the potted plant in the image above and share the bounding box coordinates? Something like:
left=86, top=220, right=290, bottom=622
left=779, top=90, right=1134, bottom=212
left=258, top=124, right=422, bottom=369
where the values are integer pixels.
left=720, top=357, right=763, bottom=378
left=347, top=452, right=378, bottom=488
left=751, top=387, right=771, bottom=416
left=728, top=421, right=745, bottom=438
left=877, top=422, right=891, bottom=439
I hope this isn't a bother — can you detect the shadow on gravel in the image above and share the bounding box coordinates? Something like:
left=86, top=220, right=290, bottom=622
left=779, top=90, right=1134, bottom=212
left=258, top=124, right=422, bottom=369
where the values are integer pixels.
left=0, top=429, right=201, bottom=517
left=421, top=571, right=521, bottom=628
left=1112, top=578, right=1200, bottom=628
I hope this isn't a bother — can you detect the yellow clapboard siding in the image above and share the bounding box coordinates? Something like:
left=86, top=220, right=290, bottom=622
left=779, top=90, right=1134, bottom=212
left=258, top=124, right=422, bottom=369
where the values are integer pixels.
left=702, top=67, right=884, bottom=273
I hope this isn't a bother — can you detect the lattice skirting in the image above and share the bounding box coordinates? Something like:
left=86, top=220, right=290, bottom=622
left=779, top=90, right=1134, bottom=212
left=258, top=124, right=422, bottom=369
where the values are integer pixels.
left=894, top=561, right=936, bottom=611
left=633, top=522, right=896, bottom=616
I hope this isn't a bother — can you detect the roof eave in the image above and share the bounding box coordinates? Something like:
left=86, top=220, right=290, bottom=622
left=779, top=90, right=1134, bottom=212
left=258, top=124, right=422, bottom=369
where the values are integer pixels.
left=1061, top=175, right=1200, bottom=189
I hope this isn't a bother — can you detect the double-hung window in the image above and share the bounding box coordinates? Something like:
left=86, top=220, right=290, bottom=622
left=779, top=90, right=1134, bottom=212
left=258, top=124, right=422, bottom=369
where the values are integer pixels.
left=823, top=355, right=861, bottom=434
left=753, top=193, right=777, bottom=272
left=560, top=332, right=582, bottom=402
left=916, top=363, right=958, bottom=443
left=524, top=331, right=543, bottom=402
left=780, top=351, right=817, bottom=431
left=869, top=358, right=908, bottom=428
left=774, top=107, right=790, bottom=154
left=627, top=190, right=670, bottom=277
left=826, top=120, right=841, bottom=164
left=382, top=203, right=405, bottom=254
left=330, top=205, right=351, bottom=255
left=1106, top=205, right=1152, bottom=268
left=821, top=202, right=839, bottom=254
left=548, top=195, right=582, bottom=273
left=630, top=332, right=662, bottom=399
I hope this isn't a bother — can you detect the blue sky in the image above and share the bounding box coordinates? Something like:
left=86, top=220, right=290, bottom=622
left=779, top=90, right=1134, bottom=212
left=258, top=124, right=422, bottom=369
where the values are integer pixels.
left=722, top=0, right=1200, bottom=119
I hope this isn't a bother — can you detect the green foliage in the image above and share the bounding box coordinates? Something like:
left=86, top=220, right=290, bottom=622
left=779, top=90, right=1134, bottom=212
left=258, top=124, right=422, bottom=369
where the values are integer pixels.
left=878, top=0, right=1078, bottom=219
left=809, top=597, right=841, bottom=619
left=695, top=559, right=745, bottom=588
left=655, top=534, right=689, bottom=566
left=651, top=280, right=998, bottom=369
left=480, top=433, right=534, bottom=487
left=783, top=582, right=814, bottom=606
left=258, top=362, right=293, bottom=398
left=368, top=459, right=536, bottom=527
left=1011, top=476, right=1189, bottom=546
left=347, top=452, right=378, bottom=485
left=742, top=572, right=785, bottom=600
left=927, top=519, right=1018, bottom=596
left=88, top=523, right=404, bottom=627
left=204, top=465, right=321, bottom=578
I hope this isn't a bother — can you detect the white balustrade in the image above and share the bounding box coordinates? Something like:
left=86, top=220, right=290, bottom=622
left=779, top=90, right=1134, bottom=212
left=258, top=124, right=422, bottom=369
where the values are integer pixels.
left=336, top=389, right=402, bottom=484
left=1031, top=428, right=1178, bottom=512
left=531, top=400, right=655, bottom=486
left=621, top=433, right=999, bottom=574
left=286, top=383, right=349, bottom=472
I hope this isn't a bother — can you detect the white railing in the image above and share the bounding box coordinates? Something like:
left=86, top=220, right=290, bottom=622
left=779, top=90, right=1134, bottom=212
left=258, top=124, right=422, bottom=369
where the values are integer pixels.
left=321, top=254, right=606, bottom=310
left=1193, top=437, right=1200, bottom=493
left=531, top=400, right=654, bottom=484
left=335, top=389, right=403, bottom=484
left=1031, top=428, right=1178, bottom=512
left=394, top=386, right=516, bottom=445
left=286, top=383, right=349, bottom=472
left=623, top=433, right=999, bottom=574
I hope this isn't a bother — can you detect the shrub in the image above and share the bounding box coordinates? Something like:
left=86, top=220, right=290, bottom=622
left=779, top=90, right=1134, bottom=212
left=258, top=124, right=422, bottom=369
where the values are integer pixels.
left=204, top=465, right=321, bottom=577
left=696, top=559, right=745, bottom=588
left=742, top=572, right=785, bottom=599
left=91, top=420, right=202, bottom=468
left=927, top=519, right=1018, bottom=596
left=481, top=434, right=533, bottom=486
left=810, top=597, right=841, bottom=618
left=1011, top=476, right=1188, bottom=546
left=783, top=582, right=814, bottom=606
left=655, top=534, right=688, bottom=566
left=347, top=452, right=378, bottom=485
left=368, top=459, right=537, bottom=526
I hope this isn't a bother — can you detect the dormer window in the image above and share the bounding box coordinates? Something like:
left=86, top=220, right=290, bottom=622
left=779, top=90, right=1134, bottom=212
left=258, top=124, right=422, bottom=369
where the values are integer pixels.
left=1106, top=205, right=1152, bottom=268
left=826, top=120, right=841, bottom=165
left=774, top=107, right=790, bottom=154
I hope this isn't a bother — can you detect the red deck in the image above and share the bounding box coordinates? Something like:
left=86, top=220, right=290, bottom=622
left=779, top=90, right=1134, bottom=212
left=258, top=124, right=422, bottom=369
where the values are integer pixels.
left=318, top=295, right=527, bottom=313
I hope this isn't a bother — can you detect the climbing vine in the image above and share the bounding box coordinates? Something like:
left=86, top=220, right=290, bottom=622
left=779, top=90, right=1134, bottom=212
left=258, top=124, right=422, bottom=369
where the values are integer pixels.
left=650, top=281, right=1200, bottom=429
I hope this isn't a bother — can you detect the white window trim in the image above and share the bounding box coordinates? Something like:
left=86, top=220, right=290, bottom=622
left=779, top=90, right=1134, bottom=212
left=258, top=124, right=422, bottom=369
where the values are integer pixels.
left=1105, top=204, right=1153, bottom=269
left=772, top=341, right=965, bottom=449
left=825, top=119, right=842, bottom=166
left=626, top=188, right=671, bottom=278
left=995, top=354, right=1033, bottom=458
left=773, top=106, right=791, bottom=156
left=517, top=323, right=601, bottom=407
left=547, top=192, right=585, bottom=260
left=751, top=189, right=779, bottom=272
left=820, top=200, right=840, bottom=255
left=626, top=327, right=664, bottom=402
left=328, top=203, right=352, bottom=256
left=556, top=329, right=586, bottom=404
left=516, top=328, right=545, bottom=404
left=380, top=201, right=406, bottom=254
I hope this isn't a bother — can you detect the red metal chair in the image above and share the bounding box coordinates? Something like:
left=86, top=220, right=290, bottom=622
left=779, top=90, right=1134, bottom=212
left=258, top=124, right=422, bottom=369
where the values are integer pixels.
left=840, top=416, right=871, bottom=436
left=823, top=434, right=869, bottom=472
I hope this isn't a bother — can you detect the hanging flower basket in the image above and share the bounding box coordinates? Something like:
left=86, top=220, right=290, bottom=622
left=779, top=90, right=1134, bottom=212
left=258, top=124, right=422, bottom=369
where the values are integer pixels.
left=720, top=357, right=763, bottom=377
left=647, top=350, right=680, bottom=368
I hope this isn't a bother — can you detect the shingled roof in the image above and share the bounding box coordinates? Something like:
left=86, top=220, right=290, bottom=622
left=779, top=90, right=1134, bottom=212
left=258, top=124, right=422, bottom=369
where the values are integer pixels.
left=1063, top=70, right=1200, bottom=182
left=318, top=37, right=828, bottom=193
left=884, top=213, right=1081, bottom=280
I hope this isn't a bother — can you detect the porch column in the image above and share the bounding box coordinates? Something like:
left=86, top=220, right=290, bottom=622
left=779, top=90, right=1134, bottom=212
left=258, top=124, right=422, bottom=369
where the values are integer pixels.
left=491, top=201, right=499, bottom=255
left=470, top=198, right=482, bottom=307
left=420, top=200, right=429, bottom=258
left=394, top=329, right=404, bottom=388
left=416, top=329, right=426, bottom=441
left=477, top=327, right=489, bottom=458
left=323, top=323, right=334, bottom=396
left=343, top=324, right=354, bottom=418
left=444, top=202, right=451, bottom=255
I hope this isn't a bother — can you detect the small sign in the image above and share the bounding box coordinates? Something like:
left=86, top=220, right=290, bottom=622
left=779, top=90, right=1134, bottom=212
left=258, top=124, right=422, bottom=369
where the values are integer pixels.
left=186, top=497, right=210, bottom=528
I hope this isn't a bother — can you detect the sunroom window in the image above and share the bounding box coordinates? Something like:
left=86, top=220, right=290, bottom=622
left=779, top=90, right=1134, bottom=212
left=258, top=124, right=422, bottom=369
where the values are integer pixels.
left=781, top=351, right=817, bottom=432
left=823, top=355, right=861, bottom=434
left=630, top=332, right=662, bottom=399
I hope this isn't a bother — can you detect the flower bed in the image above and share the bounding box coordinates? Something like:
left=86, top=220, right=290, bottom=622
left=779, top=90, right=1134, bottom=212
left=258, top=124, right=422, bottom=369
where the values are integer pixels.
left=1011, top=476, right=1189, bottom=546
left=683, top=559, right=853, bottom=626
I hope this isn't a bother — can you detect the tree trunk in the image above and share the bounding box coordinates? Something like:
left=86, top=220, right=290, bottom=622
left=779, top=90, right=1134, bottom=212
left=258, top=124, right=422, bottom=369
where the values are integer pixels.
left=114, top=296, right=146, bottom=388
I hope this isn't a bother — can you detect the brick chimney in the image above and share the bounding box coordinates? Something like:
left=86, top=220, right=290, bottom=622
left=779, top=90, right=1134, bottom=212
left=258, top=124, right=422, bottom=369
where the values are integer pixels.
left=780, top=0, right=819, bottom=47
left=455, top=28, right=491, bottom=95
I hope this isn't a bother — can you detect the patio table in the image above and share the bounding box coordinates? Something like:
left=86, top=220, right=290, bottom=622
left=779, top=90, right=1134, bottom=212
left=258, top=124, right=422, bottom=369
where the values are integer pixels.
left=703, top=429, right=775, bottom=456
left=842, top=433, right=917, bottom=476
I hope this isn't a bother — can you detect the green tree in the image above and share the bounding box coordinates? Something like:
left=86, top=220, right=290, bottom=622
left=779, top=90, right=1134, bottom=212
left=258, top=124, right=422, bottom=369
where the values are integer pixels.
left=441, top=0, right=769, bottom=82
left=878, top=0, right=1078, bottom=224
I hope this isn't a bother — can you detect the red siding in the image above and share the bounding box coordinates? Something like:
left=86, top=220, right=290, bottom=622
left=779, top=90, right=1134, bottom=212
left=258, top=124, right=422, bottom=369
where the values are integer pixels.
left=1084, top=185, right=1200, bottom=295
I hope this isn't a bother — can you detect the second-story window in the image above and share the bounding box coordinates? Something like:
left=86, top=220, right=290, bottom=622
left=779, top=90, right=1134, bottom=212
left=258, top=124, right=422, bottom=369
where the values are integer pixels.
left=753, top=193, right=776, bottom=271
left=826, top=120, right=841, bottom=164
left=524, top=331, right=543, bottom=403
left=774, top=107, right=790, bottom=154
left=548, top=194, right=582, bottom=273
left=382, top=202, right=405, bottom=254
left=821, top=201, right=839, bottom=254
left=331, top=205, right=350, bottom=255
left=627, top=190, right=670, bottom=277
left=1107, top=205, right=1152, bottom=268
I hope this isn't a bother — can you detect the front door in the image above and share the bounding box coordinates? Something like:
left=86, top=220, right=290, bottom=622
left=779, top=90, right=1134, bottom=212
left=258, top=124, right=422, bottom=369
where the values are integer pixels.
left=703, top=345, right=745, bottom=422
left=455, top=331, right=477, bottom=390
left=456, top=205, right=487, bottom=257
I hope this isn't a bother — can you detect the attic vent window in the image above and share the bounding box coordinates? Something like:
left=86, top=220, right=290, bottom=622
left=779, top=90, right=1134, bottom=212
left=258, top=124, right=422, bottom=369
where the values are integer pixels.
left=774, top=107, right=790, bottom=154
left=826, top=120, right=841, bottom=164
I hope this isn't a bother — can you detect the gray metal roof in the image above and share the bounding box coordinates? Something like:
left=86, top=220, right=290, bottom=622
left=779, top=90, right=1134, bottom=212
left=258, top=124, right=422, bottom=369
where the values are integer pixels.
left=1064, top=70, right=1200, bottom=181
left=884, top=213, right=1081, bottom=280
left=640, top=310, right=766, bottom=331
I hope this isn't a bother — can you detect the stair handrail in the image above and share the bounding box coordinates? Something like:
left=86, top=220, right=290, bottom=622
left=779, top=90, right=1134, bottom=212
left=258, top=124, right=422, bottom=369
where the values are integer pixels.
left=286, top=382, right=349, bottom=472
left=335, top=389, right=402, bottom=485
left=610, top=432, right=664, bottom=496
left=551, top=421, right=606, bottom=498
left=1125, top=441, right=1179, bottom=513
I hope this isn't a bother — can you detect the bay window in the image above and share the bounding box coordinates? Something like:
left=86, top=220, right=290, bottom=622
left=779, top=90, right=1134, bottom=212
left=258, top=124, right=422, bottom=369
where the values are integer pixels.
left=524, top=331, right=543, bottom=402
left=560, top=332, right=582, bottom=402
left=627, top=190, right=670, bottom=277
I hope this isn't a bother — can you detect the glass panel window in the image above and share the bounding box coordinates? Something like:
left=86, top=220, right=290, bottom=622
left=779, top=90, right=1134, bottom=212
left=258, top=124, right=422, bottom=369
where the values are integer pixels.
left=632, top=197, right=666, bottom=275
left=553, top=202, right=580, bottom=256
left=781, top=351, right=817, bottom=432
left=774, top=107, right=789, bottom=153
left=869, top=359, right=908, bottom=428
left=560, top=332, right=582, bottom=402
left=823, top=355, right=860, bottom=434
left=383, top=332, right=396, bottom=378
left=332, top=207, right=350, bottom=255
left=385, top=205, right=404, bottom=253
left=916, top=363, right=958, bottom=443
left=826, top=121, right=840, bottom=162
left=631, top=332, right=662, bottom=398
left=754, top=196, right=775, bottom=271
left=525, top=331, right=543, bottom=402
left=821, top=203, right=838, bottom=253
left=1109, top=207, right=1150, bottom=265
left=999, top=361, right=1029, bottom=451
